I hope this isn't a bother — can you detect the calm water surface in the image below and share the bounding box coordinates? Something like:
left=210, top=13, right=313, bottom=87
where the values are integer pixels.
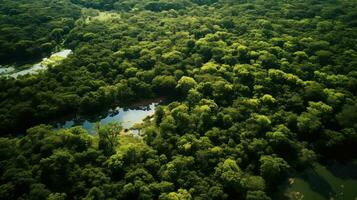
left=0, top=49, right=72, bottom=78
left=280, top=162, right=357, bottom=200
left=55, top=102, right=159, bottom=134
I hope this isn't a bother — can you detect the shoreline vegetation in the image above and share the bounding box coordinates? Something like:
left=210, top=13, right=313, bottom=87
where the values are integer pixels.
left=53, top=97, right=167, bottom=134
left=0, top=49, right=72, bottom=78
left=0, top=0, right=357, bottom=199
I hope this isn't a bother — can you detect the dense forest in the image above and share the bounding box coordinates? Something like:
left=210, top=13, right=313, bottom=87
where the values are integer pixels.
left=0, top=0, right=81, bottom=64
left=0, top=0, right=357, bottom=199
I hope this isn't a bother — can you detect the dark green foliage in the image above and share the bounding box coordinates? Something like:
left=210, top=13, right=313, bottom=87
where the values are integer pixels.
left=97, top=122, right=122, bottom=155
left=0, top=0, right=357, bottom=199
left=0, top=0, right=81, bottom=64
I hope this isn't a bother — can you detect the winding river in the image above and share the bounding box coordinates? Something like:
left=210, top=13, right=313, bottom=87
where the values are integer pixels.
left=2, top=49, right=160, bottom=135
left=0, top=49, right=72, bottom=78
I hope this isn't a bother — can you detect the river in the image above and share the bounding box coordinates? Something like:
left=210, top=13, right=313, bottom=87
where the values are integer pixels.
left=0, top=49, right=72, bottom=78
left=0, top=47, right=163, bottom=135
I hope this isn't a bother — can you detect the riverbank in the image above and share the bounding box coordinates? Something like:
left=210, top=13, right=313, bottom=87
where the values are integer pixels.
left=0, top=49, right=72, bottom=78
left=54, top=97, right=169, bottom=134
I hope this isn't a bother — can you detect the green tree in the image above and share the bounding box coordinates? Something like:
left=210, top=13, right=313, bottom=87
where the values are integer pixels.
left=215, top=159, right=242, bottom=190
left=159, top=189, right=192, bottom=200
left=176, top=76, right=198, bottom=95
left=97, top=122, right=122, bottom=156
left=84, top=187, right=105, bottom=200
left=259, top=155, right=289, bottom=184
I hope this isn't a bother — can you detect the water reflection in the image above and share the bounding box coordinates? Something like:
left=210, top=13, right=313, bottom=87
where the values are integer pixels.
left=55, top=102, right=158, bottom=134
left=0, top=49, right=72, bottom=78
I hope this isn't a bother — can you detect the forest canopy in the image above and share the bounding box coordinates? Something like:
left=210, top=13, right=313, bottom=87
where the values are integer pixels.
left=0, top=0, right=357, bottom=199
left=0, top=0, right=81, bottom=64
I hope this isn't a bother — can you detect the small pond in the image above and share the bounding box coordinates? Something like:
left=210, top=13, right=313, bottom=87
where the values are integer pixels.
left=278, top=162, right=357, bottom=200
left=55, top=101, right=160, bottom=134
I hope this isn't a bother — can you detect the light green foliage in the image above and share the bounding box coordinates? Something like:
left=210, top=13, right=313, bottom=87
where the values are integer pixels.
left=297, top=112, right=322, bottom=134
left=240, top=176, right=266, bottom=192
left=306, top=101, right=333, bottom=116
left=260, top=94, right=276, bottom=104
left=215, top=159, right=242, bottom=189
left=0, top=0, right=357, bottom=199
left=266, top=124, right=292, bottom=142
left=201, top=62, right=219, bottom=74
left=83, top=187, right=105, bottom=200
left=324, top=88, right=345, bottom=108
left=297, top=101, right=333, bottom=134
left=161, top=155, right=194, bottom=181
left=268, top=69, right=303, bottom=85
left=152, top=76, right=178, bottom=94
left=258, top=51, right=278, bottom=68
left=293, top=51, right=308, bottom=62
left=47, top=193, right=67, bottom=200
left=187, top=89, right=202, bottom=105
left=160, top=189, right=192, bottom=200
left=176, top=76, right=197, bottom=95
left=163, top=51, right=184, bottom=65
left=260, top=155, right=289, bottom=182
left=298, top=148, right=317, bottom=166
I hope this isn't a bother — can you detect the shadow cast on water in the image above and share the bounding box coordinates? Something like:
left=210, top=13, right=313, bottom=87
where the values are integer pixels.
left=277, top=162, right=357, bottom=199
left=301, top=167, right=336, bottom=199
left=325, top=161, right=357, bottom=180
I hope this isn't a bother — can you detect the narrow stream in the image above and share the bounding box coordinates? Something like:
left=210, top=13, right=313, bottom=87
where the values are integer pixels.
left=0, top=49, right=72, bottom=78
